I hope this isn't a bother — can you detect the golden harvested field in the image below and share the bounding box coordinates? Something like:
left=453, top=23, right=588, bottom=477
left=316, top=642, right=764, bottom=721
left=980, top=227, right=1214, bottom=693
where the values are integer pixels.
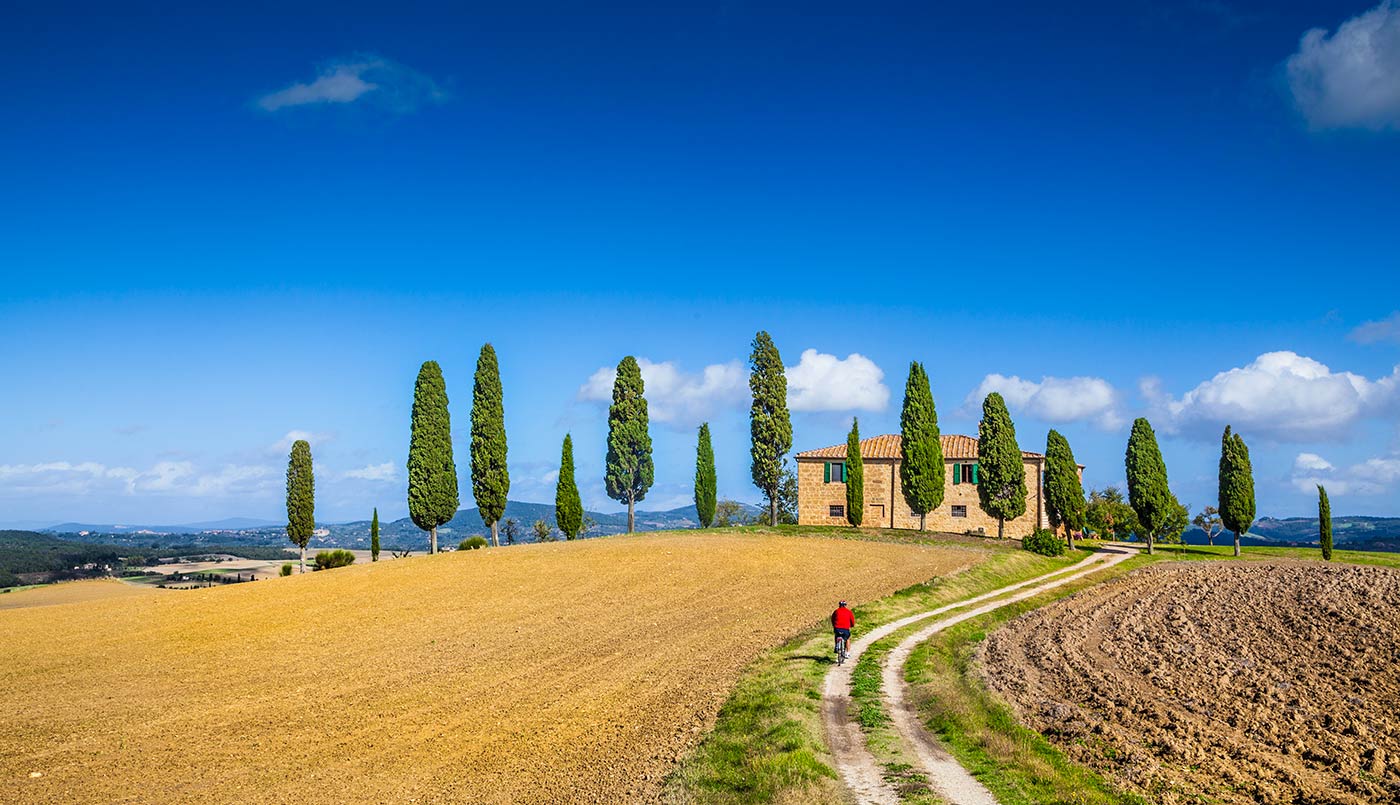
left=1, top=530, right=978, bottom=804
left=0, top=578, right=162, bottom=611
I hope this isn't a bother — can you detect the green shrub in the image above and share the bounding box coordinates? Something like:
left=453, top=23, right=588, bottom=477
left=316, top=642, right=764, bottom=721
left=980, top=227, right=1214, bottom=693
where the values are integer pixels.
left=459, top=536, right=489, bottom=551
left=1022, top=528, right=1067, bottom=556
left=313, top=549, right=355, bottom=570
left=280, top=563, right=293, bottom=577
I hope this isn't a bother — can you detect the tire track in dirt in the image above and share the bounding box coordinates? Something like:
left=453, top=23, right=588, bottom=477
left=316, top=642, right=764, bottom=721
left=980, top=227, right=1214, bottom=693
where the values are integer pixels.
left=822, top=546, right=1135, bottom=804
left=880, top=545, right=1136, bottom=805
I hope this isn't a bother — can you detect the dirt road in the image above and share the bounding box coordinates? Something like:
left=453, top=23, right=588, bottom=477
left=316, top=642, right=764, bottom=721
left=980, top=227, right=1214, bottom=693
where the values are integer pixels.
left=0, top=531, right=975, bottom=804
left=985, top=561, right=1400, bottom=804
left=823, top=545, right=1135, bottom=805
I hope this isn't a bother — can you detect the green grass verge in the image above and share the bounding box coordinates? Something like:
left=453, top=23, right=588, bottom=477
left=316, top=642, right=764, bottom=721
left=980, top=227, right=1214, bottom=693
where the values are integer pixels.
left=661, top=539, right=1085, bottom=804
left=1106, top=540, right=1400, bottom=569
left=903, top=555, right=1157, bottom=805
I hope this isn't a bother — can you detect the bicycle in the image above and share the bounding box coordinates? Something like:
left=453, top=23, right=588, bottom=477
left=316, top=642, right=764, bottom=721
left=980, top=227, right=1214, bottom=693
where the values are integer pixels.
left=834, top=634, right=849, bottom=665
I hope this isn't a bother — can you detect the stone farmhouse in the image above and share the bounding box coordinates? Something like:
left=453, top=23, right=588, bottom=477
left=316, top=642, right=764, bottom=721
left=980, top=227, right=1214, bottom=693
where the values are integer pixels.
left=795, top=434, right=1082, bottom=537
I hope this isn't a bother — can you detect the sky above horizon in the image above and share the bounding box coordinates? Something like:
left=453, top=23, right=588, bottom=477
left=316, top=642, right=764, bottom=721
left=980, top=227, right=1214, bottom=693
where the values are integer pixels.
left=3, top=0, right=1399, bottom=526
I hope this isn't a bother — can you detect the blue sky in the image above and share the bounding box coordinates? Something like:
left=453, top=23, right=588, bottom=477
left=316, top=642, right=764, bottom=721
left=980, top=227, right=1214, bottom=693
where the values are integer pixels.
left=3, top=0, right=1399, bottom=525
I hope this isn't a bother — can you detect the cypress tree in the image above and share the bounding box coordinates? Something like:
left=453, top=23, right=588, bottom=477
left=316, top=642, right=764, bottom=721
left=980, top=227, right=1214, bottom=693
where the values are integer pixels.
left=605, top=356, right=654, bottom=533
left=976, top=393, right=1026, bottom=539
left=555, top=434, right=583, bottom=539
left=899, top=361, right=944, bottom=531
left=845, top=418, right=865, bottom=527
left=1044, top=430, right=1086, bottom=551
left=407, top=360, right=459, bottom=554
left=1125, top=417, right=1172, bottom=555
left=695, top=423, right=717, bottom=528
left=285, top=439, right=315, bottom=573
left=370, top=507, right=380, bottom=562
left=471, top=344, right=509, bottom=547
left=749, top=331, right=792, bottom=526
left=1318, top=484, right=1333, bottom=561
left=1217, top=425, right=1256, bottom=558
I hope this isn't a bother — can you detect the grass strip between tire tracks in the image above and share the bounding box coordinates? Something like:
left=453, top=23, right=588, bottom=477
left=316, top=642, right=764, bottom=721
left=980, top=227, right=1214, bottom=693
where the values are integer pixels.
left=663, top=537, right=1082, bottom=804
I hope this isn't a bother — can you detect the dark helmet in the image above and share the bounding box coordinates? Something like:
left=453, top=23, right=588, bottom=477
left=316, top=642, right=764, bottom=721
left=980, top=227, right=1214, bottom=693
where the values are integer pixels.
left=838, top=600, right=848, bottom=607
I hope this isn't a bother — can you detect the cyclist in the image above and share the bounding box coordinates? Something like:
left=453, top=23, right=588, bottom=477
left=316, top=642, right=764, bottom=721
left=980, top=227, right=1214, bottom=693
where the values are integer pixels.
left=831, top=600, right=855, bottom=658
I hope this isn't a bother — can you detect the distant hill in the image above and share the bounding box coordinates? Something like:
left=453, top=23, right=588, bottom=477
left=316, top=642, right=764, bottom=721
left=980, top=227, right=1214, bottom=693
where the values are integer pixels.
left=37, top=501, right=765, bottom=552
left=40, top=508, right=1397, bottom=553
left=45, top=517, right=281, bottom=534
left=1173, top=515, right=1400, bottom=550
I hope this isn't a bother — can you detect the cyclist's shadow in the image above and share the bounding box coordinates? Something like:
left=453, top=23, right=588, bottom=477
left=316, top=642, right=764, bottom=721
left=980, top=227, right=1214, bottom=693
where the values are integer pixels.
left=786, top=654, right=838, bottom=664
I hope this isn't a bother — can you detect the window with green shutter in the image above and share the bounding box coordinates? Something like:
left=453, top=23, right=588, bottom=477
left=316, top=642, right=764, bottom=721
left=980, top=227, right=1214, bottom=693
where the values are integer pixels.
left=825, top=461, right=845, bottom=484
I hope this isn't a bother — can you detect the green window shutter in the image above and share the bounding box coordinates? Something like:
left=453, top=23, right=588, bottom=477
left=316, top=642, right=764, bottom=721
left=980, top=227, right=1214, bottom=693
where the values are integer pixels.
left=972, top=463, right=979, bottom=484
left=953, top=464, right=961, bottom=484
left=842, top=463, right=848, bottom=482
left=824, top=462, right=831, bottom=483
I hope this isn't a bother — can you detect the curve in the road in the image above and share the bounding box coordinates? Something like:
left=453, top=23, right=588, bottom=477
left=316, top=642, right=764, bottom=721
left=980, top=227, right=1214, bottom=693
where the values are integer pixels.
left=822, top=545, right=1137, bottom=805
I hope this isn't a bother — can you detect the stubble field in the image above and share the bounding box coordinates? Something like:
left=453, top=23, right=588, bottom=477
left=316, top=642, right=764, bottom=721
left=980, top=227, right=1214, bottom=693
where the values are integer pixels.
left=983, top=561, right=1400, bottom=805
left=1, top=529, right=978, bottom=804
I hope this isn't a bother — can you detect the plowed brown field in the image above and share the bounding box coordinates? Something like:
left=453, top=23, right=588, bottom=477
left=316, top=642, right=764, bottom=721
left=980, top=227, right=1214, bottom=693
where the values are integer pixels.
left=1, top=530, right=978, bottom=804
left=984, top=561, right=1400, bottom=805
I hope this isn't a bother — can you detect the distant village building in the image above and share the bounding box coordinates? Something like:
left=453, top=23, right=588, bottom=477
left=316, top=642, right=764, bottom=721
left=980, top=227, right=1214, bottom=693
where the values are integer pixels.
left=795, top=434, right=1082, bottom=537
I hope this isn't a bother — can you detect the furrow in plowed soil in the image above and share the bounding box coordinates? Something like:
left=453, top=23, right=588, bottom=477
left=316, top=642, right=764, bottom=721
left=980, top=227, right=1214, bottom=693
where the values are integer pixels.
left=983, top=561, right=1400, bottom=805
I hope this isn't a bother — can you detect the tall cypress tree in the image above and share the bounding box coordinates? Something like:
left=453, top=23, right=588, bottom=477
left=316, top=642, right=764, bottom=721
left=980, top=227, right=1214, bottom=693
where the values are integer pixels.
left=977, top=393, right=1026, bottom=539
left=1218, top=425, right=1256, bottom=558
left=407, top=360, right=459, bottom=554
left=471, top=344, right=509, bottom=547
left=749, top=331, right=792, bottom=526
left=555, top=434, right=583, bottom=539
left=285, top=439, right=315, bottom=573
left=1318, top=484, right=1333, bottom=561
left=1043, top=430, right=1086, bottom=551
left=845, top=418, right=865, bottom=527
left=695, top=423, right=717, bottom=528
left=900, top=361, right=944, bottom=531
left=370, top=507, right=380, bottom=562
left=605, top=356, right=653, bottom=533
left=1126, top=417, right=1172, bottom=555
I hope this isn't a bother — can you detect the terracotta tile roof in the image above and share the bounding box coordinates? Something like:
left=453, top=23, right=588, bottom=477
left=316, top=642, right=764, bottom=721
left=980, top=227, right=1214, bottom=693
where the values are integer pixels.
left=795, top=434, right=1045, bottom=461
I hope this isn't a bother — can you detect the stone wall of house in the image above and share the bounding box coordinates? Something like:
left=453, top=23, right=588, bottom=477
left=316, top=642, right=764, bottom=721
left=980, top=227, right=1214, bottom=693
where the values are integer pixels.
left=797, top=457, right=1048, bottom=537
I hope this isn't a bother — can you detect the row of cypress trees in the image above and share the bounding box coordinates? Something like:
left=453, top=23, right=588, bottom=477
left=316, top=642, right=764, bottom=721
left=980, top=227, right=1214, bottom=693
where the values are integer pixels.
left=406, top=347, right=512, bottom=553
left=286, top=335, right=1277, bottom=558
left=818, top=360, right=1268, bottom=555
left=397, top=331, right=796, bottom=550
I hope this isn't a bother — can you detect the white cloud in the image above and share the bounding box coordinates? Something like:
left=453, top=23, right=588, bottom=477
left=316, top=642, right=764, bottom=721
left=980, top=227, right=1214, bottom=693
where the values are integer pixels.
left=786, top=350, right=889, bottom=412
left=1148, top=351, right=1399, bottom=441
left=256, top=55, right=445, bottom=113
left=343, top=462, right=397, bottom=482
left=1289, top=451, right=1400, bottom=496
left=1293, top=452, right=1334, bottom=472
left=1351, top=311, right=1400, bottom=345
left=188, top=465, right=274, bottom=497
left=1285, top=1, right=1400, bottom=131
left=0, top=460, right=273, bottom=498
left=269, top=430, right=333, bottom=454
left=964, top=374, right=1123, bottom=429
left=578, top=359, right=747, bottom=425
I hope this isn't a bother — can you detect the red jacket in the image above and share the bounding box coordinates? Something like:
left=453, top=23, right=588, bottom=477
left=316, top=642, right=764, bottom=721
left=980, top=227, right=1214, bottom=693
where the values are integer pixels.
left=831, top=606, right=855, bottom=629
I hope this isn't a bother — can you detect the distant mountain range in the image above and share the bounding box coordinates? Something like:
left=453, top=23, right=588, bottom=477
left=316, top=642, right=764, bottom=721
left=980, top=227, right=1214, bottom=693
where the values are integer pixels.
left=44, top=517, right=282, bottom=534
left=26, top=508, right=1400, bottom=554
left=34, top=501, right=766, bottom=551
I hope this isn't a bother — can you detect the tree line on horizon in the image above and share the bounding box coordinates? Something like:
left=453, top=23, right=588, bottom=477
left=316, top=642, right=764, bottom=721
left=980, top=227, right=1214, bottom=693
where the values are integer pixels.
left=279, top=332, right=1337, bottom=568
